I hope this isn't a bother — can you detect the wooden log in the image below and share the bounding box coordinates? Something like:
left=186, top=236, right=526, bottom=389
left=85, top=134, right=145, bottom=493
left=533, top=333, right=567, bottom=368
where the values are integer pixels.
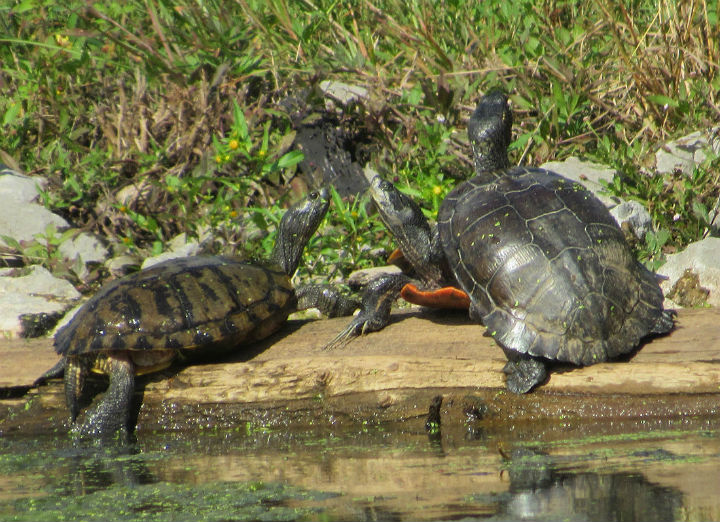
left=1, top=307, right=719, bottom=430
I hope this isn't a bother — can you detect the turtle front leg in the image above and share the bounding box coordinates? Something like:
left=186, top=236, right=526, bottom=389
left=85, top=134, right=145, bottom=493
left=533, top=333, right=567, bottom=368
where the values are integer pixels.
left=295, top=284, right=360, bottom=318
left=324, top=273, right=411, bottom=350
left=502, top=353, right=548, bottom=394
left=71, top=353, right=135, bottom=443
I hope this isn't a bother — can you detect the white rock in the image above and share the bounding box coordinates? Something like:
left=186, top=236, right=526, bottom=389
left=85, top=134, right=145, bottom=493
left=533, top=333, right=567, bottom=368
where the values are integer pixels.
left=141, top=233, right=202, bottom=270
left=540, top=157, right=651, bottom=238
left=320, top=80, right=368, bottom=107
left=0, top=265, right=81, bottom=337
left=655, top=127, right=720, bottom=175
left=657, top=237, right=720, bottom=307
left=0, top=170, right=69, bottom=246
left=540, top=156, right=619, bottom=207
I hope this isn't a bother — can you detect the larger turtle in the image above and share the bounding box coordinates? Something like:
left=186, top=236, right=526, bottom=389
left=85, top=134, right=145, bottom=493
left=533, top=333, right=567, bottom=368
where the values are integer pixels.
left=328, top=91, right=675, bottom=393
left=44, top=187, right=358, bottom=440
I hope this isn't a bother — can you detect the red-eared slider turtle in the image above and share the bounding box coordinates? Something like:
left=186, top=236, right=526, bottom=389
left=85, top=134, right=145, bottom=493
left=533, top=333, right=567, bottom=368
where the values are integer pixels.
left=328, top=91, right=675, bottom=393
left=42, top=188, right=358, bottom=440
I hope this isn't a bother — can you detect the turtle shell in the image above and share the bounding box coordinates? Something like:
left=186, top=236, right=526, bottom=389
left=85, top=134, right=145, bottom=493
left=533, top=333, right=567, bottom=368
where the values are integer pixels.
left=55, top=256, right=295, bottom=373
left=438, top=167, right=665, bottom=366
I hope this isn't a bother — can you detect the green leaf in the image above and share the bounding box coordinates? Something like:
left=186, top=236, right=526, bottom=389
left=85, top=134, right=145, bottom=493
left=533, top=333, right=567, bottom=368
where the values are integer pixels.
left=646, top=95, right=679, bottom=108
left=692, top=201, right=710, bottom=223
left=277, top=150, right=304, bottom=169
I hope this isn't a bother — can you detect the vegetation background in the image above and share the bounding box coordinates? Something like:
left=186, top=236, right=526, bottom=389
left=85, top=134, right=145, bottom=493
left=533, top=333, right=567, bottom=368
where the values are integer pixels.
left=1, top=0, right=718, bottom=294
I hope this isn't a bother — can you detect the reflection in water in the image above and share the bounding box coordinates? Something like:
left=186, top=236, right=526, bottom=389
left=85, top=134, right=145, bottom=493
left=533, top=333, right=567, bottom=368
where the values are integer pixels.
left=55, top=445, right=156, bottom=497
left=495, top=448, right=683, bottom=522
left=0, top=426, right=715, bottom=521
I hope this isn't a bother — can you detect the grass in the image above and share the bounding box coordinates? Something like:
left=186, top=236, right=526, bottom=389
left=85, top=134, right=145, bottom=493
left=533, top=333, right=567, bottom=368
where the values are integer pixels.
left=1, top=0, right=719, bottom=291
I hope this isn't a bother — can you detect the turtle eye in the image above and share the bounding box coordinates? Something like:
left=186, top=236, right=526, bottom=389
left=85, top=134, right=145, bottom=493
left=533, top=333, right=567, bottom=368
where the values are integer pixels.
left=308, top=190, right=319, bottom=200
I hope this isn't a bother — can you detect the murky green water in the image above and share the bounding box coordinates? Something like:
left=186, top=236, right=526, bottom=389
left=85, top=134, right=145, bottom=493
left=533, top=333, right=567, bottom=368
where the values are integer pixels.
left=1, top=415, right=719, bottom=521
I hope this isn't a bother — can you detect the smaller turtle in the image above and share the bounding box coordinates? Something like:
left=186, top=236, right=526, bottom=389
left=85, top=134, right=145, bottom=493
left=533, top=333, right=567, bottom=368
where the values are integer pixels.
left=327, top=91, right=675, bottom=393
left=40, top=188, right=358, bottom=440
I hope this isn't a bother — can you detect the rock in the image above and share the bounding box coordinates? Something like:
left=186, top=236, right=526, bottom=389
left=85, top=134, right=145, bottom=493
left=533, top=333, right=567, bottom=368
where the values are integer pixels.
left=320, top=80, right=369, bottom=108
left=0, top=167, right=68, bottom=247
left=540, top=157, right=619, bottom=207
left=657, top=237, right=720, bottom=307
left=609, top=200, right=652, bottom=240
left=105, top=254, right=141, bottom=276
left=347, top=265, right=403, bottom=290
left=0, top=165, right=109, bottom=276
left=540, top=157, right=651, bottom=239
left=141, top=233, right=203, bottom=270
left=294, top=116, right=368, bottom=197
left=655, top=127, right=720, bottom=175
left=0, top=265, right=80, bottom=337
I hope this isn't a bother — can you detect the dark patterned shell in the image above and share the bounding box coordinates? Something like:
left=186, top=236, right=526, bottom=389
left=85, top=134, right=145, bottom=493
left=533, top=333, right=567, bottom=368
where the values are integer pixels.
left=438, top=167, right=665, bottom=365
left=55, top=256, right=295, bottom=366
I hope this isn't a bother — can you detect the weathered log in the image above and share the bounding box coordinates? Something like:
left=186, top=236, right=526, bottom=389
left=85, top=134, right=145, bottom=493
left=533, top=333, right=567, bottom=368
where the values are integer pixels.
left=1, top=307, right=719, bottom=431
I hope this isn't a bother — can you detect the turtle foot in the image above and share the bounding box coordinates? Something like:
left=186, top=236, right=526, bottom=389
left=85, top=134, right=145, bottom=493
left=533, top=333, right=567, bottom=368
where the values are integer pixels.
left=71, top=411, right=131, bottom=445
left=651, top=309, right=677, bottom=335
left=503, top=357, right=547, bottom=394
left=322, top=312, right=386, bottom=350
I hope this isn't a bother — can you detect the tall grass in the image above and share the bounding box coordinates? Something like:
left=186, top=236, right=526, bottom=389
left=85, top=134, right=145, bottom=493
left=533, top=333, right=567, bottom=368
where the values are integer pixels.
left=1, top=0, right=718, bottom=285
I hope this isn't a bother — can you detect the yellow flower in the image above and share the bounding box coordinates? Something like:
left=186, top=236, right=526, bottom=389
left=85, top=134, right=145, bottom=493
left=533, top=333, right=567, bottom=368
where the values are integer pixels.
left=432, top=185, right=442, bottom=196
left=228, top=139, right=239, bottom=150
left=122, top=237, right=132, bottom=245
left=258, top=149, right=267, bottom=158
left=215, top=154, right=223, bottom=164
left=54, top=34, right=70, bottom=47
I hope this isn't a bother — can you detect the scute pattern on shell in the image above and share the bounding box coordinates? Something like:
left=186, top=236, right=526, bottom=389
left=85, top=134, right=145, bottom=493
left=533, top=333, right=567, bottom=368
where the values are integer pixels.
left=55, top=256, right=295, bottom=363
left=438, top=166, right=666, bottom=366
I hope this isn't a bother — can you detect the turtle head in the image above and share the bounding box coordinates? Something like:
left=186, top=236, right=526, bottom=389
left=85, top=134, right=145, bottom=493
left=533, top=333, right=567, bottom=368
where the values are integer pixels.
left=468, top=90, right=512, bottom=174
left=364, top=168, right=441, bottom=283
left=271, top=187, right=330, bottom=276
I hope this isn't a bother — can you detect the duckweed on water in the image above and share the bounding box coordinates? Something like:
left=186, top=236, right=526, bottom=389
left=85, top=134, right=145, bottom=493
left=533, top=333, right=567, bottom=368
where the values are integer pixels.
left=4, top=480, right=337, bottom=522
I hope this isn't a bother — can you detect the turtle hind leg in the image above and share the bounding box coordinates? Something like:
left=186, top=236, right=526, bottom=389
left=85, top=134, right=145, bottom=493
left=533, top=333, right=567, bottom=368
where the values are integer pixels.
left=72, top=353, right=135, bottom=443
left=503, top=355, right=548, bottom=394
left=651, top=309, right=676, bottom=335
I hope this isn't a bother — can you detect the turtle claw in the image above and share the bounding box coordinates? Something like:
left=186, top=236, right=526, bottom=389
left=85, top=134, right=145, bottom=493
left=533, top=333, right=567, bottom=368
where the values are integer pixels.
left=323, top=312, right=386, bottom=350
left=323, top=316, right=368, bottom=351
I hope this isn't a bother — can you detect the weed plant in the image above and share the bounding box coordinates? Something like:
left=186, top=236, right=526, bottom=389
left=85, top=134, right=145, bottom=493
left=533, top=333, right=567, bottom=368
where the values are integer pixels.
left=1, top=0, right=718, bottom=291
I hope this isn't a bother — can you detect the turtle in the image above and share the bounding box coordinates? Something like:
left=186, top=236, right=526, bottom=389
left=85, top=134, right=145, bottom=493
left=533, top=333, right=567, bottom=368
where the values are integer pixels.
left=327, top=90, right=675, bottom=393
left=40, top=187, right=359, bottom=440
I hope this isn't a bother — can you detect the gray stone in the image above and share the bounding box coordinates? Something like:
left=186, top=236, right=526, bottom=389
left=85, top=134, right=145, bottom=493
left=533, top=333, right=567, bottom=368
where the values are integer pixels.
left=540, top=157, right=652, bottom=238
left=105, top=254, right=141, bottom=276
left=0, top=169, right=68, bottom=247
left=141, top=233, right=202, bottom=270
left=0, top=265, right=80, bottom=337
left=58, top=232, right=109, bottom=266
left=347, top=265, right=402, bottom=289
left=609, top=200, right=653, bottom=240
left=320, top=80, right=368, bottom=107
left=657, top=237, right=720, bottom=307
left=540, top=156, right=619, bottom=207
left=655, top=127, right=720, bottom=175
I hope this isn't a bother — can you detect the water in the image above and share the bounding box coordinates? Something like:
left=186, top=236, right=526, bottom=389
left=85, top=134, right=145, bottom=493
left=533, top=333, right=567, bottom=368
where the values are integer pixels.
left=1, top=414, right=719, bottom=521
